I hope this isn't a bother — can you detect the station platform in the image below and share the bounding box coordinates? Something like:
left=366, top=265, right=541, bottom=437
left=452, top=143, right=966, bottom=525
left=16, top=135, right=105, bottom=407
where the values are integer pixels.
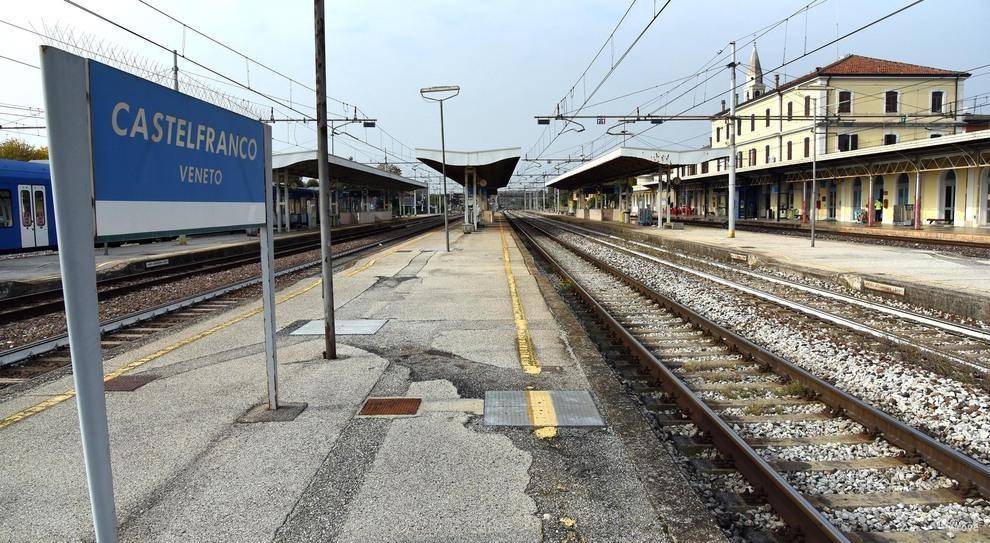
left=0, top=219, right=724, bottom=542
left=544, top=213, right=990, bottom=322
left=0, top=216, right=426, bottom=300
left=673, top=214, right=990, bottom=247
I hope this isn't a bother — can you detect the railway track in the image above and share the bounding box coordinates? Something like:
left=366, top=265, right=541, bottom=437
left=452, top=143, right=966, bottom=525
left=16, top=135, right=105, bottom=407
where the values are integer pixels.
left=530, top=214, right=990, bottom=379
left=0, top=216, right=447, bottom=382
left=507, top=212, right=990, bottom=542
left=0, top=220, right=420, bottom=324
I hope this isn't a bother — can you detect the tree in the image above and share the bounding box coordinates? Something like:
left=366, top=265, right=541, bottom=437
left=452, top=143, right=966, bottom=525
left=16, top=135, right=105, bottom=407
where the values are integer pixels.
left=376, top=163, right=402, bottom=176
left=0, top=139, right=48, bottom=161
left=304, top=178, right=320, bottom=188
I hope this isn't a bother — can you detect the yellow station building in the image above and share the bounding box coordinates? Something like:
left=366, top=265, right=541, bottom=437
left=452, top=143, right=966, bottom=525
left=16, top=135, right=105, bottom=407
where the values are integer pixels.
left=674, top=48, right=990, bottom=228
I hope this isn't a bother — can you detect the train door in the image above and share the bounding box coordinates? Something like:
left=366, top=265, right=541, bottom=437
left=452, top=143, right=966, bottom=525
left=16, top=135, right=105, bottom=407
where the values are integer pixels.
left=17, top=184, right=49, bottom=248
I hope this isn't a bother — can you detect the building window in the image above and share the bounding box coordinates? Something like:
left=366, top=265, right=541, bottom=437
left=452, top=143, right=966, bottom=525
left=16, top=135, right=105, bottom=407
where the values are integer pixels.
left=765, top=145, right=770, bottom=163
left=736, top=152, right=742, bottom=167
left=786, top=141, right=793, bottom=160
left=736, top=117, right=742, bottom=135
left=838, top=90, right=851, bottom=113
left=883, top=133, right=897, bottom=145
left=803, top=137, right=809, bottom=158
left=702, top=162, right=709, bottom=174
left=0, top=190, right=12, bottom=228
left=885, top=91, right=899, bottom=113
left=837, top=134, right=859, bottom=152
left=804, top=95, right=811, bottom=117
left=716, top=126, right=721, bottom=142
left=787, top=101, right=793, bottom=121
left=931, top=91, right=944, bottom=113
left=748, top=148, right=757, bottom=166
left=750, top=114, right=755, bottom=131
left=765, top=108, right=770, bottom=127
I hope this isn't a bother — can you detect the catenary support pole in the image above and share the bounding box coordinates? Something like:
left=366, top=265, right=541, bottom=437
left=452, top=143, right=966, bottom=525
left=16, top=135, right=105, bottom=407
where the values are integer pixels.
left=914, top=166, right=922, bottom=230
left=728, top=41, right=737, bottom=238
left=314, top=0, right=337, bottom=359
left=42, top=46, right=119, bottom=543
left=811, top=96, right=818, bottom=247
left=172, top=49, right=178, bottom=91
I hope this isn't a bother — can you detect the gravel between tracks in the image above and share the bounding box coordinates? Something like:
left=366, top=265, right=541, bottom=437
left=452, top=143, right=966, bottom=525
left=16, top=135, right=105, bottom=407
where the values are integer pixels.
left=0, top=235, right=380, bottom=351
left=546, top=225, right=990, bottom=464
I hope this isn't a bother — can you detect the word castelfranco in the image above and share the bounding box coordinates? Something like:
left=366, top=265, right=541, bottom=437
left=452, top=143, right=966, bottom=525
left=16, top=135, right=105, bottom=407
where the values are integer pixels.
left=110, top=102, right=259, bottom=161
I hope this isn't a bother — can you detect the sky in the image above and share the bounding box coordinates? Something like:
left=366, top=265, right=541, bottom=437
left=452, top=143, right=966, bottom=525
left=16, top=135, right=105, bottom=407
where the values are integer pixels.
left=2, top=0, right=988, bottom=190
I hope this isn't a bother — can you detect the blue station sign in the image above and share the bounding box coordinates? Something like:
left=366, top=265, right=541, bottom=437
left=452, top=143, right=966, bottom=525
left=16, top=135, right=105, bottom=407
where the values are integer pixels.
left=87, top=60, right=267, bottom=241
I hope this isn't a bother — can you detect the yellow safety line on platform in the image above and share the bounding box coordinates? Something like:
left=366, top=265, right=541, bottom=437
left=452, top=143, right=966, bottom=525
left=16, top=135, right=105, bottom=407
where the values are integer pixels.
left=526, top=390, right=558, bottom=438
left=345, top=231, right=435, bottom=278
left=499, top=224, right=541, bottom=375
left=0, top=278, right=323, bottom=431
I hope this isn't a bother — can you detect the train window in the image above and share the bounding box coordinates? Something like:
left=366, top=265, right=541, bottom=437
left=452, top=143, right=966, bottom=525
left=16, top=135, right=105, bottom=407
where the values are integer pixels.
left=0, top=190, right=12, bottom=227
left=20, top=189, right=32, bottom=227
left=34, top=190, right=45, bottom=227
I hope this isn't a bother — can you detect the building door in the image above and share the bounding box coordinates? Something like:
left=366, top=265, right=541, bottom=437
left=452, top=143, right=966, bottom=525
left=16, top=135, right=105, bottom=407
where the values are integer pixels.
left=943, top=185, right=955, bottom=222
left=872, top=176, right=885, bottom=223
left=942, top=170, right=956, bottom=223
left=982, top=169, right=989, bottom=225
left=17, top=185, right=48, bottom=248
left=827, top=182, right=837, bottom=220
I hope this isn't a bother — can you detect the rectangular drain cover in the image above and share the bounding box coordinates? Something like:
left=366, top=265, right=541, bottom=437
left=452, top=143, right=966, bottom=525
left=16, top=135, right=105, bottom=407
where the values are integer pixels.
left=484, top=390, right=604, bottom=427
left=290, top=319, right=387, bottom=336
left=359, top=397, right=421, bottom=416
left=104, top=374, right=157, bottom=392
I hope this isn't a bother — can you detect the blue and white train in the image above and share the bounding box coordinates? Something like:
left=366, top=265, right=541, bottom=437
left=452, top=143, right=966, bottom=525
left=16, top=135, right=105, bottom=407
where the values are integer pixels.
left=0, top=159, right=56, bottom=253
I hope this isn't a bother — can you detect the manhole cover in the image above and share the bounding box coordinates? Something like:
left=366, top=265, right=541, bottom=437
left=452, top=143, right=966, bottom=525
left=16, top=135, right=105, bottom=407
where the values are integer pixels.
left=104, top=374, right=157, bottom=392
left=359, top=397, right=421, bottom=416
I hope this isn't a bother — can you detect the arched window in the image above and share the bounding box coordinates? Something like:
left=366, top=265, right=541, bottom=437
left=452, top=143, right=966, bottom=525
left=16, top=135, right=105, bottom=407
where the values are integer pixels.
left=896, top=173, right=909, bottom=205
left=748, top=148, right=757, bottom=166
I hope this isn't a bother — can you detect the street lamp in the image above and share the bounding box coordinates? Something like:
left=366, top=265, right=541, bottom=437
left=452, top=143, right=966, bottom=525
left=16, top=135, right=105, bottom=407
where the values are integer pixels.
left=420, top=85, right=460, bottom=252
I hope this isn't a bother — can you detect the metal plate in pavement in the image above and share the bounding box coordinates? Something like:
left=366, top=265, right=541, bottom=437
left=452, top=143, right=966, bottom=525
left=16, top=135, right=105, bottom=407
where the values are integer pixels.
left=484, top=390, right=604, bottom=427
left=289, top=319, right=388, bottom=336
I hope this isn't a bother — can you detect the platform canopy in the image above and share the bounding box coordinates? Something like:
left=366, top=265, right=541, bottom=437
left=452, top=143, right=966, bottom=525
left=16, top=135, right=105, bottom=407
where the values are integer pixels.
left=272, top=150, right=426, bottom=191
left=546, top=146, right=728, bottom=191
left=415, top=147, right=521, bottom=191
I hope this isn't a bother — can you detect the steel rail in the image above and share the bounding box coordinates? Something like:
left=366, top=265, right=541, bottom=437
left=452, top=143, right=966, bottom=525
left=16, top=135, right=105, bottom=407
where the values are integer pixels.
left=505, top=213, right=849, bottom=542
left=513, top=213, right=990, bottom=499
left=1, top=218, right=431, bottom=312
left=0, top=217, right=446, bottom=368
left=531, top=215, right=990, bottom=373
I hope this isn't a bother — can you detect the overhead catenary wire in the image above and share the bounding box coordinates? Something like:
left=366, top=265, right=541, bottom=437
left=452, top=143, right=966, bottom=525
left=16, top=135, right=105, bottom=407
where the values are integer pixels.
left=540, top=0, right=931, bottom=183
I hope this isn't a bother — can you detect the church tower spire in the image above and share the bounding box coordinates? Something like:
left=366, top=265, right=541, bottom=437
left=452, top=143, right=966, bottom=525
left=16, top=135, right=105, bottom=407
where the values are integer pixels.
left=745, top=45, right=766, bottom=100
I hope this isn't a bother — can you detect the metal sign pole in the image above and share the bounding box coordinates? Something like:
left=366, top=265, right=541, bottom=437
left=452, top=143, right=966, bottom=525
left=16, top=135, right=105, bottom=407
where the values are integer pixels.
left=260, top=124, right=279, bottom=409
left=41, top=46, right=119, bottom=543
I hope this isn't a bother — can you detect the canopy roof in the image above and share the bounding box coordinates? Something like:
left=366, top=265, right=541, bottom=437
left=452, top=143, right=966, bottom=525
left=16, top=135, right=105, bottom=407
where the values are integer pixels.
left=546, top=146, right=728, bottom=190
left=415, top=147, right=521, bottom=190
left=272, top=150, right=426, bottom=191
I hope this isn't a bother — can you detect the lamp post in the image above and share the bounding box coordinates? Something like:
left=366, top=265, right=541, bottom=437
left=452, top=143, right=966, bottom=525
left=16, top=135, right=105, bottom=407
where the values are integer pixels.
left=420, top=85, right=460, bottom=252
